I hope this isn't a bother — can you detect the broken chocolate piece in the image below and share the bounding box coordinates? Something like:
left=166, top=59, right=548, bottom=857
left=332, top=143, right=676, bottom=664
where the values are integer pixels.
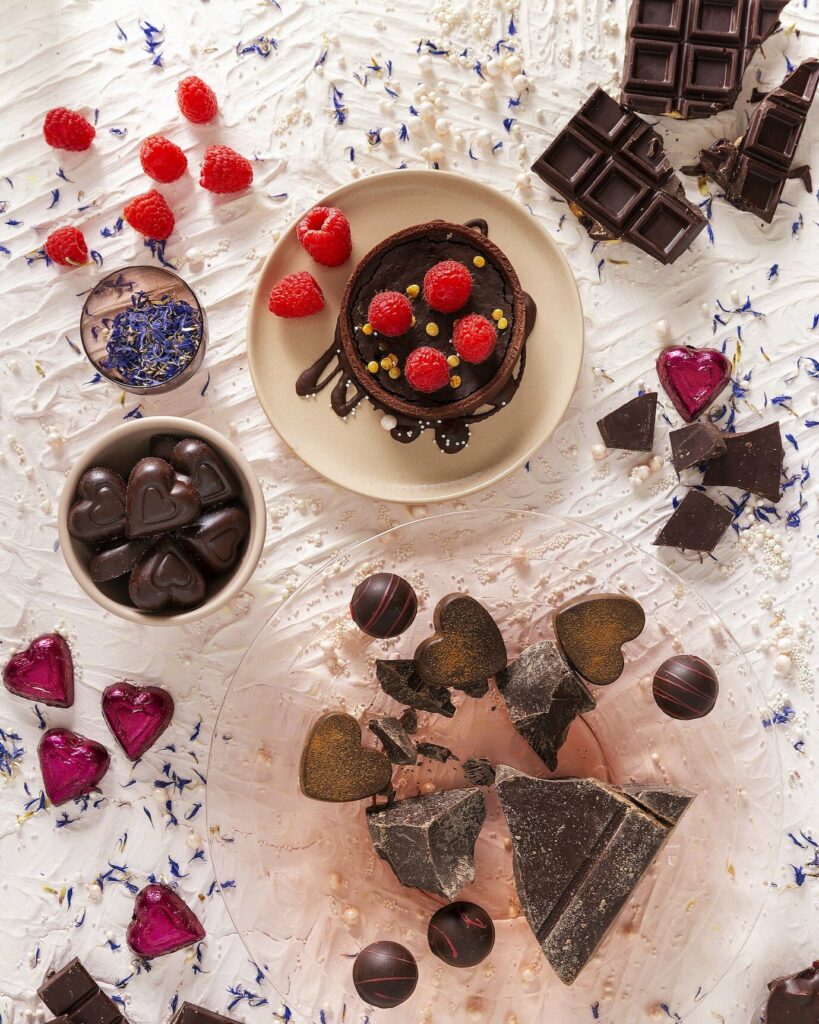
left=766, top=962, right=819, bottom=1024
left=596, top=392, right=657, bottom=451
left=532, top=89, right=706, bottom=264
left=90, top=537, right=155, bottom=584
left=702, top=422, right=784, bottom=502
left=417, top=741, right=459, bottom=763
left=496, top=641, right=596, bottom=771
left=620, top=0, right=789, bottom=120
left=553, top=595, right=645, bottom=687
left=170, top=1003, right=238, bottom=1024
left=367, top=787, right=486, bottom=900
left=414, top=594, right=506, bottom=691
left=376, top=659, right=456, bottom=717
left=691, top=60, right=819, bottom=222
left=653, top=489, right=733, bottom=553
left=300, top=713, right=393, bottom=802
left=462, top=757, right=496, bottom=787
left=368, top=717, right=418, bottom=765
left=495, top=766, right=694, bottom=985
left=399, top=708, right=418, bottom=734
left=38, top=959, right=125, bottom=1024
left=669, top=421, right=727, bottom=471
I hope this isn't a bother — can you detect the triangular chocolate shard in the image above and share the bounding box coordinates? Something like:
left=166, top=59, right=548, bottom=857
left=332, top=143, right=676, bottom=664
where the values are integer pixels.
left=596, top=393, right=657, bottom=452
left=495, top=766, right=693, bottom=985
left=368, top=717, right=417, bottom=765
left=496, top=641, right=596, bottom=771
left=702, top=422, right=784, bottom=503
left=653, top=490, right=733, bottom=553
left=375, top=659, right=456, bottom=718
left=367, top=788, right=486, bottom=901
left=619, top=785, right=694, bottom=826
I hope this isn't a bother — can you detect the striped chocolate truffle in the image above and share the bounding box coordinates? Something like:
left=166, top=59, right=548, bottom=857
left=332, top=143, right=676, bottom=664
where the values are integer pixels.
left=653, top=655, right=718, bottom=720
left=352, top=940, right=418, bottom=1009
left=350, top=573, right=417, bottom=639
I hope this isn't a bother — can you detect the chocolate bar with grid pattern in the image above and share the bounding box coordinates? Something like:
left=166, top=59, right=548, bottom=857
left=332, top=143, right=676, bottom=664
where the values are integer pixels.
left=38, top=959, right=125, bottom=1024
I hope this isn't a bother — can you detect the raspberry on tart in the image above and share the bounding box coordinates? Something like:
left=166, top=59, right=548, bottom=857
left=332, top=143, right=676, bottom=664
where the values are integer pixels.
left=453, top=314, right=497, bottom=364
left=405, top=347, right=450, bottom=393
left=368, top=292, right=413, bottom=338
left=423, top=260, right=472, bottom=313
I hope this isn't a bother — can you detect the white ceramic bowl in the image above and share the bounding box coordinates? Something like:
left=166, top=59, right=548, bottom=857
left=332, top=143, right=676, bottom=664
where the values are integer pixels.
left=57, top=416, right=266, bottom=626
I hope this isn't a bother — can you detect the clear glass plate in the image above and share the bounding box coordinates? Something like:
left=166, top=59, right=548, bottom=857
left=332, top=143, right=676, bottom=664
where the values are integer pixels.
left=207, top=510, right=782, bottom=1023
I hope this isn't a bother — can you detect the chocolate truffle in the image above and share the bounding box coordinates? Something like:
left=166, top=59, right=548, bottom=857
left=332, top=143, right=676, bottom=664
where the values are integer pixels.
left=766, top=961, right=819, bottom=1024
left=428, top=901, right=495, bottom=968
left=352, top=941, right=418, bottom=1009
left=350, top=573, right=418, bottom=639
left=653, top=655, right=718, bottom=720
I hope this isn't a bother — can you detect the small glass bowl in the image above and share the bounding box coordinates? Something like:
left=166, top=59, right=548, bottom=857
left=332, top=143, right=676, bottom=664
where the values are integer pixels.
left=80, top=265, right=207, bottom=395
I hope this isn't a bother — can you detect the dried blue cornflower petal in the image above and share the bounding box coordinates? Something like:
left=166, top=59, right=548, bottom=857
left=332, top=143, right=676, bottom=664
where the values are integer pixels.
left=48, top=189, right=60, bottom=209
left=237, top=35, right=277, bottom=59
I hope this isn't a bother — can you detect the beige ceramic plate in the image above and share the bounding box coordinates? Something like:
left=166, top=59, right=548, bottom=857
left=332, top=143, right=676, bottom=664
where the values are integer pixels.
left=248, top=170, right=584, bottom=503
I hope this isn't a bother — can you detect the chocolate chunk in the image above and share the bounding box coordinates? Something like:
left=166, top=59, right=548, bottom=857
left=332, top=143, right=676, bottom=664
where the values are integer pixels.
left=367, top=787, right=486, bottom=900
left=414, top=593, right=506, bottom=690
left=462, top=757, right=496, bottom=787
left=653, top=489, right=733, bottom=553
left=38, top=959, right=124, bottom=1024
left=399, top=708, right=418, bottom=733
left=620, top=785, right=696, bottom=825
left=766, top=962, right=819, bottom=1024
left=67, top=467, right=127, bottom=544
left=416, top=741, right=459, bottom=763
left=125, top=457, right=201, bottom=539
left=620, top=0, right=789, bottom=120
left=532, top=89, right=706, bottom=264
left=596, top=392, right=657, bottom=451
left=702, top=422, right=784, bottom=502
left=367, top=717, right=418, bottom=765
left=496, top=641, right=596, bottom=771
left=90, top=538, right=155, bottom=583
left=553, top=596, right=646, bottom=687
left=170, top=1002, right=238, bottom=1024
left=375, top=659, right=456, bottom=717
left=301, top=712, right=392, bottom=802
left=128, top=536, right=207, bottom=612
left=692, top=60, right=819, bottom=222
left=495, top=766, right=694, bottom=985
left=350, top=572, right=418, bottom=639
left=669, top=421, right=727, bottom=471
left=170, top=438, right=239, bottom=510
left=178, top=506, right=249, bottom=576
left=71, top=990, right=123, bottom=1024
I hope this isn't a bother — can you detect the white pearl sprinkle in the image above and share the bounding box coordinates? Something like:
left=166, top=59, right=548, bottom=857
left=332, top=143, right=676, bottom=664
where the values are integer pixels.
left=591, top=443, right=607, bottom=461
left=655, top=319, right=673, bottom=343
left=342, top=906, right=360, bottom=925
left=380, top=415, right=398, bottom=431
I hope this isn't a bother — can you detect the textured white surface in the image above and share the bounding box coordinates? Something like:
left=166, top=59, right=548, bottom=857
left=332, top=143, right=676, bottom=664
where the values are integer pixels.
left=0, top=1, right=817, bottom=1023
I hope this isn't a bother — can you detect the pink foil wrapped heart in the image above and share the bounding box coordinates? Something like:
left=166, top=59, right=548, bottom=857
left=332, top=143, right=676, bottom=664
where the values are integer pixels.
left=38, top=728, right=110, bottom=806
left=656, top=345, right=732, bottom=422
left=4, top=634, right=74, bottom=708
left=126, top=883, right=205, bottom=958
left=102, top=682, right=174, bottom=761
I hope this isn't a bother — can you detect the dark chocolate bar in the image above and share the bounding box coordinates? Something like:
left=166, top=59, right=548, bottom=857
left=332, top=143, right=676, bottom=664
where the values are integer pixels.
left=38, top=959, right=125, bottom=1024
left=170, top=1003, right=237, bottom=1024
left=702, top=421, right=784, bottom=501
left=621, top=0, right=789, bottom=119
left=688, top=60, right=819, bottom=221
left=532, top=89, right=706, bottom=264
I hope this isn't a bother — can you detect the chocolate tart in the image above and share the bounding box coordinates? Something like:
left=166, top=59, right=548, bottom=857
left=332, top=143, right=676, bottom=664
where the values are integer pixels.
left=297, top=218, right=536, bottom=454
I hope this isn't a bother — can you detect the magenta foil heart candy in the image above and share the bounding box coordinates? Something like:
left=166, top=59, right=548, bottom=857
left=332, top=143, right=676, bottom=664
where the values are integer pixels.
left=102, top=682, right=174, bottom=760
left=126, top=883, right=205, bottom=958
left=38, top=728, right=110, bottom=806
left=4, top=634, right=74, bottom=707
left=656, top=345, right=732, bottom=422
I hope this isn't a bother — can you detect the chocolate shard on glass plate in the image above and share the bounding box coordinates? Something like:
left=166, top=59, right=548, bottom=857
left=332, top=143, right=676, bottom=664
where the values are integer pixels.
left=170, top=1003, right=238, bottom=1024
left=366, top=787, right=486, bottom=900
left=669, top=420, right=727, bottom=471
left=690, top=59, right=819, bottom=222
left=653, top=489, right=733, bottom=552
left=416, top=741, right=459, bottom=763
left=620, top=0, right=790, bottom=120
left=532, top=89, right=706, bottom=264
left=596, top=392, right=657, bottom=451
left=462, top=756, right=496, bottom=786
left=375, top=659, right=456, bottom=718
left=496, top=641, right=596, bottom=771
left=495, top=766, right=694, bottom=985
left=368, top=716, right=418, bottom=765
left=702, top=421, right=785, bottom=502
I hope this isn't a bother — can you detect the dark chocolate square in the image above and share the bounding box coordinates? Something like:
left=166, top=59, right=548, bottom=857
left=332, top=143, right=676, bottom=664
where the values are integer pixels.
left=631, top=0, right=685, bottom=35
left=745, top=0, right=787, bottom=46
left=38, top=960, right=98, bottom=1016
left=623, top=39, right=679, bottom=92
left=70, top=990, right=122, bottom=1024
left=776, top=58, right=819, bottom=111
left=688, top=0, right=742, bottom=43
left=533, top=128, right=603, bottom=196
left=626, top=193, right=704, bottom=263
left=171, top=1003, right=237, bottom=1024
left=684, top=44, right=739, bottom=96
left=580, top=161, right=651, bottom=232
left=620, top=123, right=673, bottom=181
left=744, top=104, right=804, bottom=167
left=735, top=155, right=784, bottom=220
left=576, top=90, right=637, bottom=144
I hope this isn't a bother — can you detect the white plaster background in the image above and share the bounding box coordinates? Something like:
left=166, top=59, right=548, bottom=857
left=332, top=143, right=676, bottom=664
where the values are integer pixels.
left=0, top=0, right=818, bottom=1022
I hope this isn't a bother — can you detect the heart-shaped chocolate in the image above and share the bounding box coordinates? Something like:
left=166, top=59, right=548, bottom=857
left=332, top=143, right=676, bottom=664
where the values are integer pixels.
left=179, top=506, right=249, bottom=576
left=67, top=467, right=127, bottom=544
left=126, top=883, right=205, bottom=959
left=414, top=594, right=507, bottom=690
left=553, top=594, right=645, bottom=686
left=149, top=434, right=180, bottom=460
left=656, top=345, right=732, bottom=422
left=170, top=438, right=239, bottom=509
left=38, top=728, right=110, bottom=806
left=90, top=537, right=154, bottom=583
left=4, top=633, right=74, bottom=707
left=129, top=537, right=206, bottom=612
left=102, top=681, right=174, bottom=760
left=300, top=712, right=393, bottom=802
left=125, top=458, right=201, bottom=539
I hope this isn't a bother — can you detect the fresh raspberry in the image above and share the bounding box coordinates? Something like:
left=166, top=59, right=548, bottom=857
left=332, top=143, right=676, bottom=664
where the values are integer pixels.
left=296, top=207, right=352, bottom=267
left=368, top=291, right=413, bottom=337
left=139, top=135, right=188, bottom=183
left=44, top=226, right=88, bottom=267
left=268, top=271, right=324, bottom=318
left=423, top=260, right=472, bottom=314
left=453, top=313, right=497, bottom=364
left=123, top=189, right=175, bottom=240
left=199, top=145, right=253, bottom=194
left=43, top=108, right=95, bottom=151
left=177, top=76, right=218, bottom=124
left=405, top=346, right=450, bottom=393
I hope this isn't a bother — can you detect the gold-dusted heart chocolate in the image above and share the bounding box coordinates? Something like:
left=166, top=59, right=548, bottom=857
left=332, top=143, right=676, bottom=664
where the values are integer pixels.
left=300, top=712, right=393, bottom=803
left=414, top=594, right=506, bottom=690
left=553, top=594, right=645, bottom=686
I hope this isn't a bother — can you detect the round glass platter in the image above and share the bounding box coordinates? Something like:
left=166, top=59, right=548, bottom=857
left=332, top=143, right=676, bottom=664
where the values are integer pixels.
left=206, top=510, right=782, bottom=1024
